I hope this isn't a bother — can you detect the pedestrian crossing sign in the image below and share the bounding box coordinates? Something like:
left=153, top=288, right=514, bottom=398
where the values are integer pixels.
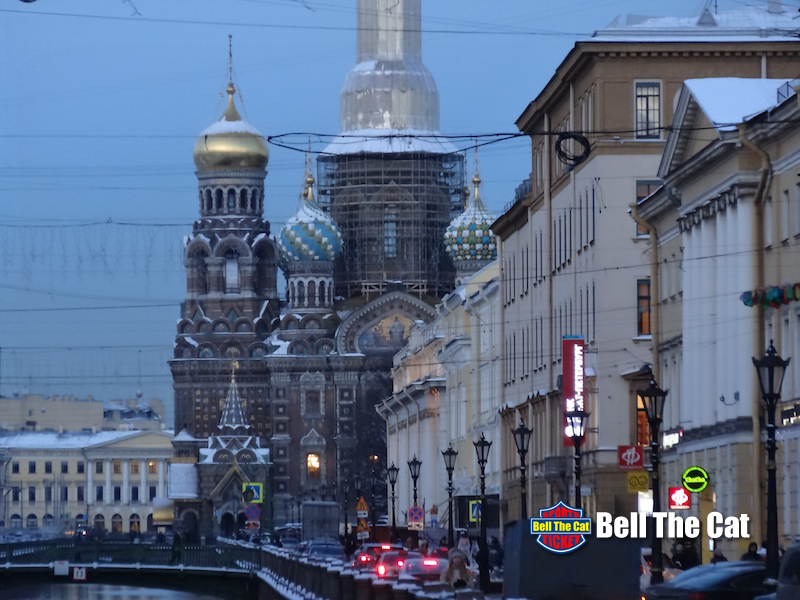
left=242, top=482, right=263, bottom=504
left=469, top=500, right=482, bottom=523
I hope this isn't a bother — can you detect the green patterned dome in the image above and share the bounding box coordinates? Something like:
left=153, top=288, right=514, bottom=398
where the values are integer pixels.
left=444, top=173, right=497, bottom=262
left=279, top=174, right=342, bottom=262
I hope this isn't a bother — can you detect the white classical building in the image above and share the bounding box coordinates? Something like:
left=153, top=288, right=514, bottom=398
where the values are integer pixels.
left=638, top=77, right=800, bottom=559
left=0, top=429, right=174, bottom=533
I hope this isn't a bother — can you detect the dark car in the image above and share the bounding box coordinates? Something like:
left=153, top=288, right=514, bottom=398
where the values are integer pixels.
left=353, top=543, right=403, bottom=569
left=399, top=557, right=450, bottom=582
left=375, top=550, right=421, bottom=579
left=643, top=561, right=770, bottom=599
left=306, top=541, right=346, bottom=560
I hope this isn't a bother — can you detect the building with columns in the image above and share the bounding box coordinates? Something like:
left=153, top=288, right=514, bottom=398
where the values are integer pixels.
left=637, top=77, right=800, bottom=559
left=0, top=430, right=173, bottom=533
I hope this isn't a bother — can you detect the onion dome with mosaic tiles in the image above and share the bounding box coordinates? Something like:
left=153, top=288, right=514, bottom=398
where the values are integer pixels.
left=279, top=173, right=343, bottom=262
left=444, top=172, right=497, bottom=262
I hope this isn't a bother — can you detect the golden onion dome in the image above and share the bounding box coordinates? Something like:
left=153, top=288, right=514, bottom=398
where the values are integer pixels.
left=193, top=82, right=268, bottom=171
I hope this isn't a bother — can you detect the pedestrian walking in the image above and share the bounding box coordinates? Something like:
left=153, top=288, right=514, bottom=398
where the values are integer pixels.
left=169, top=530, right=184, bottom=565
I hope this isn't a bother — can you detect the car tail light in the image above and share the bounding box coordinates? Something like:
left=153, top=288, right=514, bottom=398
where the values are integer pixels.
left=359, top=554, right=370, bottom=563
left=423, top=559, right=438, bottom=566
left=377, top=564, right=387, bottom=577
left=396, top=559, right=404, bottom=567
left=381, top=544, right=391, bottom=550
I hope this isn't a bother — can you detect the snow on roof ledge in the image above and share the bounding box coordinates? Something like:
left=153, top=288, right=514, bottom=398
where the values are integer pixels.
left=685, top=77, right=789, bottom=130
left=321, top=128, right=458, bottom=156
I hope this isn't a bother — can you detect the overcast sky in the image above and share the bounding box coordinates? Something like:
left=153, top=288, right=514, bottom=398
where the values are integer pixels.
left=0, top=0, right=749, bottom=424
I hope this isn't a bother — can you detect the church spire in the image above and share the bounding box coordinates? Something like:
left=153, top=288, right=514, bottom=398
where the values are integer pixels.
left=217, top=361, right=251, bottom=434
left=357, top=0, right=422, bottom=62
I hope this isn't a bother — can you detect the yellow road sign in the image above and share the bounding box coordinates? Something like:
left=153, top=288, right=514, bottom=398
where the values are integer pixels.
left=627, top=471, right=650, bottom=493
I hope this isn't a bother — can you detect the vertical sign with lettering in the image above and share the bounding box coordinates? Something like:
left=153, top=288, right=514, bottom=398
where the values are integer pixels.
left=562, top=336, right=586, bottom=446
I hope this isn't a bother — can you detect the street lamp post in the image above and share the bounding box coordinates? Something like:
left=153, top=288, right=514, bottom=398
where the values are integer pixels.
left=442, top=445, right=458, bottom=548
left=408, top=456, right=422, bottom=507
left=753, top=340, right=790, bottom=581
left=368, top=454, right=380, bottom=538
left=511, top=420, right=532, bottom=521
left=387, top=464, right=399, bottom=537
left=442, top=446, right=458, bottom=548
left=565, top=410, right=589, bottom=512
left=341, top=480, right=350, bottom=535
left=637, top=379, right=669, bottom=586
left=473, top=433, right=492, bottom=593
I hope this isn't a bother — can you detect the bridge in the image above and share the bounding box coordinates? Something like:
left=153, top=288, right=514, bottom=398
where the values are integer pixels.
left=0, top=538, right=485, bottom=600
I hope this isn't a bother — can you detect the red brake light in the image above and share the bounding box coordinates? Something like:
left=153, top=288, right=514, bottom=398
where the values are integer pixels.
left=396, top=559, right=404, bottom=567
left=377, top=564, right=387, bottom=577
left=381, top=544, right=391, bottom=550
left=359, top=555, right=370, bottom=562
left=423, top=559, right=438, bottom=566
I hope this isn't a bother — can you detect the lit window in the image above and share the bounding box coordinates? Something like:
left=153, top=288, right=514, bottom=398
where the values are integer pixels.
left=307, top=453, right=321, bottom=478
left=637, top=279, right=651, bottom=336
left=637, top=393, right=651, bottom=446
left=113, top=460, right=122, bottom=475
left=148, top=461, right=157, bottom=474
left=130, top=462, right=139, bottom=475
left=635, top=82, right=661, bottom=139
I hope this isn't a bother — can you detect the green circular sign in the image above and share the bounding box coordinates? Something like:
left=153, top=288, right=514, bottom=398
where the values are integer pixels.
left=682, top=466, right=709, bottom=493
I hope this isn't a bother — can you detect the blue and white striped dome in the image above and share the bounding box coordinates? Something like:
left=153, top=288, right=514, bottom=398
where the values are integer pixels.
left=279, top=174, right=342, bottom=262
left=444, top=173, right=497, bottom=262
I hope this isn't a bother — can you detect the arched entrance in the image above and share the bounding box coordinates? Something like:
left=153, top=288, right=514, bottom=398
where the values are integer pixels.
left=182, top=511, right=198, bottom=543
left=236, top=512, right=246, bottom=534
left=220, top=512, right=235, bottom=538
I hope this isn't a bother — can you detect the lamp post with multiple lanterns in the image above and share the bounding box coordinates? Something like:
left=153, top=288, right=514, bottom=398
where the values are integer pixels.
left=442, top=446, right=458, bottom=547
left=511, top=420, right=532, bottom=521
left=473, top=433, right=492, bottom=593
left=753, top=340, right=790, bottom=580
left=637, top=379, right=669, bottom=586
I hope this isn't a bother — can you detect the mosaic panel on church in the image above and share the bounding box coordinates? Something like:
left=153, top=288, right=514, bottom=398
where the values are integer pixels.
left=356, top=314, right=413, bottom=355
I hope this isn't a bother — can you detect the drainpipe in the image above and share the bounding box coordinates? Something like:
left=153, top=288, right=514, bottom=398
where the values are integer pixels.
left=737, top=122, right=772, bottom=552
left=629, top=205, right=660, bottom=383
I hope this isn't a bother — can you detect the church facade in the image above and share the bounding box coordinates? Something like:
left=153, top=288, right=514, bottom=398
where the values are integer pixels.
left=167, top=0, right=494, bottom=538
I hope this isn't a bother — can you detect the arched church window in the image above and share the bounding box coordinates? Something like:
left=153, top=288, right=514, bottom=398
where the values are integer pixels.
left=318, top=280, right=326, bottom=306
left=307, top=280, right=316, bottom=307
left=194, top=251, right=208, bottom=295
left=224, top=249, right=240, bottom=293
left=227, top=188, right=236, bottom=212
left=205, top=190, right=213, bottom=213
left=384, top=209, right=398, bottom=258
left=215, top=188, right=223, bottom=212
left=307, top=453, right=320, bottom=479
left=240, top=189, right=248, bottom=212
left=297, top=281, right=306, bottom=306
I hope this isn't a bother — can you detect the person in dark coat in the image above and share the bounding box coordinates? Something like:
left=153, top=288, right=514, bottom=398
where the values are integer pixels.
left=741, top=542, right=761, bottom=561
left=169, top=530, right=184, bottom=565
left=711, top=548, right=728, bottom=564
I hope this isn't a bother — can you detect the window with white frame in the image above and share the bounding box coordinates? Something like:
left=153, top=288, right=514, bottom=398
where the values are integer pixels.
left=634, top=81, right=661, bottom=139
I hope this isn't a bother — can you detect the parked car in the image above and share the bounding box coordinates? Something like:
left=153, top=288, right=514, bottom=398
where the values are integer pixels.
left=399, top=557, right=450, bottom=582
left=306, top=540, right=346, bottom=560
left=280, top=537, right=300, bottom=551
left=641, top=547, right=682, bottom=589
left=643, top=561, right=770, bottom=599
left=375, top=550, right=421, bottom=579
left=771, top=542, right=800, bottom=600
left=353, top=543, right=403, bottom=569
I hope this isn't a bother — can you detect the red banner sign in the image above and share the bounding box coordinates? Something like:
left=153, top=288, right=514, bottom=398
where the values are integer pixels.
left=617, top=445, right=644, bottom=470
left=668, top=487, right=691, bottom=510
left=562, top=337, right=586, bottom=446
